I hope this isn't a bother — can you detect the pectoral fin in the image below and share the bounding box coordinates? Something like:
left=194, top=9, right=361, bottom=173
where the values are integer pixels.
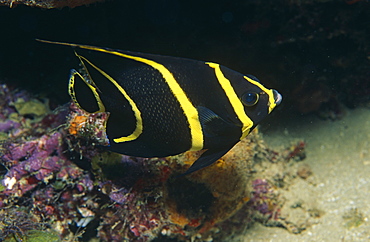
left=197, top=106, right=234, bottom=137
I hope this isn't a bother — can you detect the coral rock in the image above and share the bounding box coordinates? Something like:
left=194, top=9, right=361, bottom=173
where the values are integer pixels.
left=0, top=0, right=105, bottom=9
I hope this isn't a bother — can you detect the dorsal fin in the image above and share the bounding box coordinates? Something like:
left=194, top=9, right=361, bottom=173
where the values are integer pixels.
left=68, top=68, right=105, bottom=113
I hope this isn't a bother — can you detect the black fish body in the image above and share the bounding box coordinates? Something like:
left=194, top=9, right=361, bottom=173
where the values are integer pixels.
left=38, top=40, right=282, bottom=175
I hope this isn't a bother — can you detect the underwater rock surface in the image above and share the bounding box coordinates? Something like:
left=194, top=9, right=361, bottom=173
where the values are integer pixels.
left=0, top=0, right=104, bottom=8
left=0, top=83, right=317, bottom=241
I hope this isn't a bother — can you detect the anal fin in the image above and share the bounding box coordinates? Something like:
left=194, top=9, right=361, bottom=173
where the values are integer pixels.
left=180, top=144, right=236, bottom=176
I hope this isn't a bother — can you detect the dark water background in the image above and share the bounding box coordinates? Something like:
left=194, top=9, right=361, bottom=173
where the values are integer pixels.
left=0, top=0, right=369, bottom=122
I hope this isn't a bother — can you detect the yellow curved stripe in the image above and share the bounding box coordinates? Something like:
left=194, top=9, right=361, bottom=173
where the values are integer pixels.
left=99, top=51, right=203, bottom=150
left=69, top=59, right=106, bottom=113
left=76, top=45, right=203, bottom=150
left=206, top=62, right=253, bottom=140
left=36, top=40, right=204, bottom=150
left=77, top=54, right=143, bottom=143
left=243, top=76, right=276, bottom=113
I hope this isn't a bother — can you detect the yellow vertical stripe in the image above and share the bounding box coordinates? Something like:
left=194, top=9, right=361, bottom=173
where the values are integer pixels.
left=109, top=52, right=203, bottom=150
left=243, top=76, right=276, bottom=113
left=206, top=62, right=253, bottom=140
left=62, top=42, right=203, bottom=150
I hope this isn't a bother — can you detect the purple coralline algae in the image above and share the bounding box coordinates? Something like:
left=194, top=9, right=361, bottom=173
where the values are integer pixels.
left=248, top=179, right=280, bottom=221
left=0, top=83, right=314, bottom=241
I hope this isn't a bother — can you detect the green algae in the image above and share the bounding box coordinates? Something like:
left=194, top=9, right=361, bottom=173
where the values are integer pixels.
left=342, top=208, right=365, bottom=229
left=4, top=230, right=60, bottom=242
left=13, top=98, right=49, bottom=118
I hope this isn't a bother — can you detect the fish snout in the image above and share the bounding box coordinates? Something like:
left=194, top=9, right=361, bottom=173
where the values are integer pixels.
left=273, top=89, right=282, bottom=105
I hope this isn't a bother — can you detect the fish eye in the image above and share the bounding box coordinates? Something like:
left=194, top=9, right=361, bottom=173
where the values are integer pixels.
left=241, top=92, right=259, bottom=106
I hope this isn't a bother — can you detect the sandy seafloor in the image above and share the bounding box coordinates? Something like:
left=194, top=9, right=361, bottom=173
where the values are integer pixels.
left=237, top=106, right=370, bottom=242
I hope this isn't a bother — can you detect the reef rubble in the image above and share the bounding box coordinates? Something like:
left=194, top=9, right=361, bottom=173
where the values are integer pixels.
left=0, top=83, right=318, bottom=241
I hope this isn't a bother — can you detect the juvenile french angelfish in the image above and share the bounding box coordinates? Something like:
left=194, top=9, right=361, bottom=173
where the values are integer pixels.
left=38, top=39, right=282, bottom=175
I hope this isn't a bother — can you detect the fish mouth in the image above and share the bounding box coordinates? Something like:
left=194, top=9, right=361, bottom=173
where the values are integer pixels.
left=273, top=89, right=282, bottom=105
